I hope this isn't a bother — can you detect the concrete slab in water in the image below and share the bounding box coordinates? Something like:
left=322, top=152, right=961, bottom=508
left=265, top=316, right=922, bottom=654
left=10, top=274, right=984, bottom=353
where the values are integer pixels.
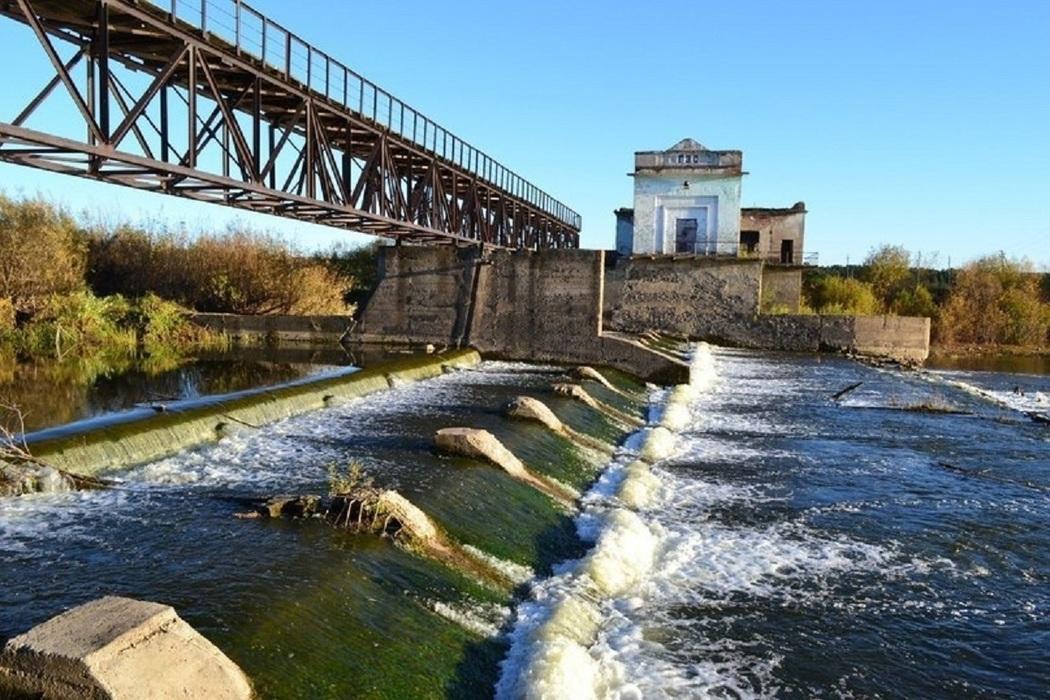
left=0, top=596, right=252, bottom=699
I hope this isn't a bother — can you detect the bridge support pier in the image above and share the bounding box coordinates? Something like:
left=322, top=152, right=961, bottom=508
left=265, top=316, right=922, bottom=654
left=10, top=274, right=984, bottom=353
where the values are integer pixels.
left=353, top=246, right=689, bottom=384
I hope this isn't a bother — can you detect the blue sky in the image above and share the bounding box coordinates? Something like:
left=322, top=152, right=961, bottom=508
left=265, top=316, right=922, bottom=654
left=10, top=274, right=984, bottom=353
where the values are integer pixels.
left=0, top=0, right=1047, bottom=267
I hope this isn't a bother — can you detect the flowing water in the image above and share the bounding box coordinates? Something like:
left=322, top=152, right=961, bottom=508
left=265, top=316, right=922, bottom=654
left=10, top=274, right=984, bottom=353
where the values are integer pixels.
left=1, top=347, right=1047, bottom=698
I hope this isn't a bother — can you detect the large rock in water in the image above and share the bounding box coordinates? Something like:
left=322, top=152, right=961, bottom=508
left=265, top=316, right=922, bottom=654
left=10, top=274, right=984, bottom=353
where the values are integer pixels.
left=434, top=427, right=529, bottom=479
left=0, top=596, right=252, bottom=699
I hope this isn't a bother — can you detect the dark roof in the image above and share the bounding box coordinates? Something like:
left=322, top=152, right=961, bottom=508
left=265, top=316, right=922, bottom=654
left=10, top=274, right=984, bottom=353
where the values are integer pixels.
left=741, top=201, right=807, bottom=216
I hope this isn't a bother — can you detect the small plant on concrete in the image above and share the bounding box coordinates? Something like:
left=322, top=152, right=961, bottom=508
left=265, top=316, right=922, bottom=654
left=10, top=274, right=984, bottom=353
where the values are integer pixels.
left=327, top=460, right=373, bottom=496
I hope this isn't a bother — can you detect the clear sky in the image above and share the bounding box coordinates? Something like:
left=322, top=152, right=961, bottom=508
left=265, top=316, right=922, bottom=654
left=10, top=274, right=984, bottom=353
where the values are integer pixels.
left=0, top=0, right=1047, bottom=268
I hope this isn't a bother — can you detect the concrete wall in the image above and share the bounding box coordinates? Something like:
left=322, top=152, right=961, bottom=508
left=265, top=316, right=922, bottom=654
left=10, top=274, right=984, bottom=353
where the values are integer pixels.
left=852, top=315, right=932, bottom=363
left=632, top=174, right=742, bottom=255
left=609, top=256, right=764, bottom=337
left=192, top=313, right=354, bottom=344
left=607, top=256, right=930, bottom=362
left=354, top=247, right=689, bottom=383
left=354, top=246, right=479, bottom=346
left=761, top=266, right=803, bottom=313
left=355, top=249, right=929, bottom=370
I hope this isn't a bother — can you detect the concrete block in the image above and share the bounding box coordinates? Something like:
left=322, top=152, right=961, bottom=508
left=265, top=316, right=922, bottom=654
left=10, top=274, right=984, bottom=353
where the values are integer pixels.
left=434, top=427, right=528, bottom=479
left=0, top=596, right=252, bottom=699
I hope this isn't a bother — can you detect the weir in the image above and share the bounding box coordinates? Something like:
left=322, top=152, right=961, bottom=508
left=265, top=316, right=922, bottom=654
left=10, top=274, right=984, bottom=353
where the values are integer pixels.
left=1, top=345, right=691, bottom=697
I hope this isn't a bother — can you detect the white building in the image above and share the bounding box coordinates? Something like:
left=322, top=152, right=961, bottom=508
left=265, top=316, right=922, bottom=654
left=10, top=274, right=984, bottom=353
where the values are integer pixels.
left=617, top=138, right=744, bottom=256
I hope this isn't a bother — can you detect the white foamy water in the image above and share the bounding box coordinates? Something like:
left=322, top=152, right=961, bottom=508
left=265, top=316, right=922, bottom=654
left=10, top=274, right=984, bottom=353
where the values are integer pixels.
left=497, top=345, right=712, bottom=699
left=921, top=369, right=1049, bottom=420
left=498, top=345, right=930, bottom=700
left=0, top=362, right=553, bottom=555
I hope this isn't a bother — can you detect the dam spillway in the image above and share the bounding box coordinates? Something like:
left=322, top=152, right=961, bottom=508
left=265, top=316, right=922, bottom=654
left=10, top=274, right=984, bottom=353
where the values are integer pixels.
left=1, top=346, right=1047, bottom=698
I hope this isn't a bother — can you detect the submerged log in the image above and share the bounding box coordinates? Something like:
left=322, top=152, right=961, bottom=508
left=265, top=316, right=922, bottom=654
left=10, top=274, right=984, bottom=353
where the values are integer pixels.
left=0, top=461, right=110, bottom=498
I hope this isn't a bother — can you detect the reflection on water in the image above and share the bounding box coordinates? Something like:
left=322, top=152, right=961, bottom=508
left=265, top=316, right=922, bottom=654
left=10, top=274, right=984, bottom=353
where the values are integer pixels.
left=0, top=345, right=358, bottom=433
left=927, top=352, right=1050, bottom=376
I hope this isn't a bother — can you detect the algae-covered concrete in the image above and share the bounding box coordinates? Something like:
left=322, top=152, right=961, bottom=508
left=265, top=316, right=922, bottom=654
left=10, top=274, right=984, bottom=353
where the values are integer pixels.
left=23, top=349, right=481, bottom=479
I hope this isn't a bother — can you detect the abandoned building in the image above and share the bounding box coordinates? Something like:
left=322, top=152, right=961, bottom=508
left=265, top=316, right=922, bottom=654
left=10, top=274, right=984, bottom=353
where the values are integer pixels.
left=614, top=139, right=807, bottom=264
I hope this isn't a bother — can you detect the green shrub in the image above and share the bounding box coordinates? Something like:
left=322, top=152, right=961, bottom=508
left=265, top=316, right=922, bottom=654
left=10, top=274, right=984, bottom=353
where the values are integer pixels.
left=0, top=298, right=15, bottom=336
left=862, top=244, right=912, bottom=307
left=19, top=291, right=136, bottom=359
left=137, top=293, right=228, bottom=355
left=890, top=284, right=938, bottom=318
left=808, top=276, right=881, bottom=316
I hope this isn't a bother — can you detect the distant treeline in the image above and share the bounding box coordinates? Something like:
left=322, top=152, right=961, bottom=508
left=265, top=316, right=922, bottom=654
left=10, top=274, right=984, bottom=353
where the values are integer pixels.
left=0, top=193, right=379, bottom=361
left=804, top=245, right=1050, bottom=348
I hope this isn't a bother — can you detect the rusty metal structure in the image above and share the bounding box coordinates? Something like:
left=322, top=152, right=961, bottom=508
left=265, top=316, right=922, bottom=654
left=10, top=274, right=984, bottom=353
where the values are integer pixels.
left=0, top=0, right=581, bottom=248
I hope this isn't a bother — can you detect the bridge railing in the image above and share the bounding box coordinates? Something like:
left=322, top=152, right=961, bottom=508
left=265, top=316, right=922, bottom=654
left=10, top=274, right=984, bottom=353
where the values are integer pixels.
left=152, top=0, right=581, bottom=231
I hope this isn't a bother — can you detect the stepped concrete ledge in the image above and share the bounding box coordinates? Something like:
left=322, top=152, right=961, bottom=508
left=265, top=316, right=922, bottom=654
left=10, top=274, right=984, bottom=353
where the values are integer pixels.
left=434, top=428, right=576, bottom=503
left=505, top=397, right=615, bottom=455
left=0, top=596, right=252, bottom=700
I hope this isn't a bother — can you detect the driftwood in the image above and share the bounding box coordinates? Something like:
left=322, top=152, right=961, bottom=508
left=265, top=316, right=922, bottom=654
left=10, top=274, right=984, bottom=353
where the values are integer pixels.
left=1, top=405, right=111, bottom=495
left=831, top=382, right=864, bottom=401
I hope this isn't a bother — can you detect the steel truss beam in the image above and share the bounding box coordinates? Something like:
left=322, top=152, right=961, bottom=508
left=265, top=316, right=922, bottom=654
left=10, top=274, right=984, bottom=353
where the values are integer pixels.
left=0, top=0, right=580, bottom=249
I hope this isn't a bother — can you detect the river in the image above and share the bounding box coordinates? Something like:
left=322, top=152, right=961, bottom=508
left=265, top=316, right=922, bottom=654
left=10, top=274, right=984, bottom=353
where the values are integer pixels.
left=0, top=346, right=1046, bottom=698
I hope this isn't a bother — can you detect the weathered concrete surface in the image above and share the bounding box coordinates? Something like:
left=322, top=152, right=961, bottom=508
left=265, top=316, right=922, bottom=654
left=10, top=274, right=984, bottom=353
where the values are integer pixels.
left=0, top=596, right=252, bottom=699
left=607, top=257, right=930, bottom=363
left=608, top=255, right=764, bottom=336
left=761, top=265, right=803, bottom=313
left=355, top=247, right=689, bottom=384
left=435, top=427, right=529, bottom=479
left=506, top=396, right=615, bottom=455
left=551, top=383, right=644, bottom=427
left=191, top=312, right=354, bottom=344
left=354, top=246, right=479, bottom=347
left=851, top=315, right=932, bottom=364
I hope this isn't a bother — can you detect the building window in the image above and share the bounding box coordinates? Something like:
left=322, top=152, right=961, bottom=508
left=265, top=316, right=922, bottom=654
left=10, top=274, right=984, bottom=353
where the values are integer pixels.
left=780, top=239, right=795, bottom=264
left=675, top=218, right=698, bottom=253
left=740, top=230, right=760, bottom=254
left=677, top=154, right=685, bottom=164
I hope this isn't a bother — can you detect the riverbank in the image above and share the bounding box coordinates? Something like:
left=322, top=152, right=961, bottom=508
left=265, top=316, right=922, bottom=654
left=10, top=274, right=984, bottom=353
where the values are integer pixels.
left=929, top=343, right=1050, bottom=359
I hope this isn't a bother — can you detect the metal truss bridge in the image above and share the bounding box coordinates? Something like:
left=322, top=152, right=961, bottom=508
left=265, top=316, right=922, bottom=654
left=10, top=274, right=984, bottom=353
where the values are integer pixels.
left=0, top=0, right=581, bottom=248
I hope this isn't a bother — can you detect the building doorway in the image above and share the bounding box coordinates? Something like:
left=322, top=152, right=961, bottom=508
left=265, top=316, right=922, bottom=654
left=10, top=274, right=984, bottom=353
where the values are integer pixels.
left=780, top=239, right=795, bottom=264
left=675, top=218, right=698, bottom=253
left=740, top=230, right=760, bottom=255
